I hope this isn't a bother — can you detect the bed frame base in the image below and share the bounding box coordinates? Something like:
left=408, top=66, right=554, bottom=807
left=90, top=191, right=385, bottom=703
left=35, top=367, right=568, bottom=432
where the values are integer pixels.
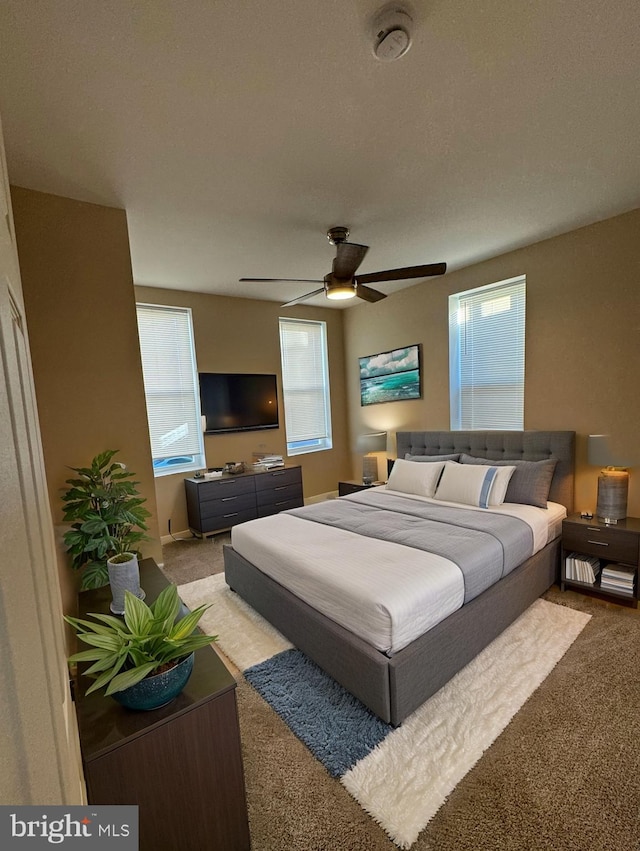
left=224, top=429, right=573, bottom=726
left=223, top=539, right=560, bottom=726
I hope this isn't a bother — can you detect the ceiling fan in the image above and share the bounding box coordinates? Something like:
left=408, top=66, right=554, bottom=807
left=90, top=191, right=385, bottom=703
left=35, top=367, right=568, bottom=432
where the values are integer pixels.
left=240, top=226, right=447, bottom=307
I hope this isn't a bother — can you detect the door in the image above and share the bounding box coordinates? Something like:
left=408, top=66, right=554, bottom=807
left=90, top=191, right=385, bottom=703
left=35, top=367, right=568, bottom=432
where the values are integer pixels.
left=0, top=112, right=83, bottom=803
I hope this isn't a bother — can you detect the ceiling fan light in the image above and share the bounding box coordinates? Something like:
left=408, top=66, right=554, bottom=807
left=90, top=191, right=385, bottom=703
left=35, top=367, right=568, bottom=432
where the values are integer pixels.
left=326, top=285, right=356, bottom=300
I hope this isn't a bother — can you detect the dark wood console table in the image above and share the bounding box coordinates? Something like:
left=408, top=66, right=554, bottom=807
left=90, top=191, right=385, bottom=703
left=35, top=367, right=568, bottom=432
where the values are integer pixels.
left=74, top=558, right=250, bottom=850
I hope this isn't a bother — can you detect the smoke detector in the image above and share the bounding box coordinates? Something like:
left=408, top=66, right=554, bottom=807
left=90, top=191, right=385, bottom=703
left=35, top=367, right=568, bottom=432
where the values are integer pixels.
left=371, top=5, right=413, bottom=62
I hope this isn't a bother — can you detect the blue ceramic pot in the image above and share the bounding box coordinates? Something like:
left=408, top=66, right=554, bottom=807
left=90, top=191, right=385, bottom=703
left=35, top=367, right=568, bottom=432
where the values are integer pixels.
left=113, top=652, right=194, bottom=711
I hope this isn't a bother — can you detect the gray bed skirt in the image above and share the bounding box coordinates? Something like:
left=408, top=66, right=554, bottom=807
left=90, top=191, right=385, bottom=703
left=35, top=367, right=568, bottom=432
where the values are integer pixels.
left=223, top=429, right=574, bottom=726
left=224, top=537, right=560, bottom=725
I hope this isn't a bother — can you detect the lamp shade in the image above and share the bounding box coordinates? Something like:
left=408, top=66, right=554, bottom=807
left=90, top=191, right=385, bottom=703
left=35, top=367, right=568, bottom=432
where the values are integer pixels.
left=587, top=434, right=630, bottom=468
left=357, top=432, right=387, bottom=453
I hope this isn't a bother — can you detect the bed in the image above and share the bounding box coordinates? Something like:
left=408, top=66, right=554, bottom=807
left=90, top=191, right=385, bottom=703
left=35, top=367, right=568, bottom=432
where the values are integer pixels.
left=223, top=430, right=575, bottom=725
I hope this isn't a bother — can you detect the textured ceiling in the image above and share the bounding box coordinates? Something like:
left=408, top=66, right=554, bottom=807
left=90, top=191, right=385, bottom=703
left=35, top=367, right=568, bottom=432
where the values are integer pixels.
left=1, top=0, right=639, bottom=308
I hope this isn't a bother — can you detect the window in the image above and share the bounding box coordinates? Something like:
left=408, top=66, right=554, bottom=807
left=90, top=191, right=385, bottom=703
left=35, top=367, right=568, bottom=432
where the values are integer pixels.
left=449, top=276, right=526, bottom=430
left=136, top=303, right=205, bottom=476
left=279, top=317, right=333, bottom=455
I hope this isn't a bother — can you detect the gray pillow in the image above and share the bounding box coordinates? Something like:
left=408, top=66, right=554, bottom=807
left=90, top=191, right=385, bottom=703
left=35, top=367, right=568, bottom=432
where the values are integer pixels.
left=458, top=454, right=557, bottom=508
left=405, top=453, right=461, bottom=463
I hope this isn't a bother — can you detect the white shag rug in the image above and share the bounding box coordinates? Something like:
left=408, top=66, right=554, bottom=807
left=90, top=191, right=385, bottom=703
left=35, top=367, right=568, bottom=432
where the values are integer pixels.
left=178, top=574, right=591, bottom=849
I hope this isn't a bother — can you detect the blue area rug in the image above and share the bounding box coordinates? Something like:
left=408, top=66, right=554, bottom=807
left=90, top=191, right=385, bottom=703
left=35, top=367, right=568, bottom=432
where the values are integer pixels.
left=245, top=648, right=392, bottom=777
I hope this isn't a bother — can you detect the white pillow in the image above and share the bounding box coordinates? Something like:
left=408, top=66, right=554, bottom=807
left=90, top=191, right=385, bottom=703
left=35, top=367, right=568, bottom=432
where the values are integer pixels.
left=434, top=461, right=516, bottom=508
left=386, top=458, right=446, bottom=498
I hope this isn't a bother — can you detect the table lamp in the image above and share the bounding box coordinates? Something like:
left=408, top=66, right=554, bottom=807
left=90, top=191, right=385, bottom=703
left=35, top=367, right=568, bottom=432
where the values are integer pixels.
left=588, top=434, right=630, bottom=524
left=358, top=431, right=387, bottom=484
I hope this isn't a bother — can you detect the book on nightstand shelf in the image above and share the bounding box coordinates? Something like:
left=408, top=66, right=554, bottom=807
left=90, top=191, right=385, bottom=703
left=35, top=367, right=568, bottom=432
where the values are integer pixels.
left=564, top=553, right=601, bottom=584
left=599, top=564, right=636, bottom=596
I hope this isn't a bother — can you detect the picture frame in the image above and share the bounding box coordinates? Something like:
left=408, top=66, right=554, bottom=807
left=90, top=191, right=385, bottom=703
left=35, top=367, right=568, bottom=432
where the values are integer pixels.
left=359, top=344, right=421, bottom=406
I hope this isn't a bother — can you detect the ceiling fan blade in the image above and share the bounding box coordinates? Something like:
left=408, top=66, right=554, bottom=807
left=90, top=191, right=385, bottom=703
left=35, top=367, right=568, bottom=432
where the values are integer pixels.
left=240, top=277, right=324, bottom=284
left=332, top=242, right=369, bottom=280
left=355, top=262, right=447, bottom=285
left=280, top=287, right=326, bottom=308
left=355, top=284, right=387, bottom=303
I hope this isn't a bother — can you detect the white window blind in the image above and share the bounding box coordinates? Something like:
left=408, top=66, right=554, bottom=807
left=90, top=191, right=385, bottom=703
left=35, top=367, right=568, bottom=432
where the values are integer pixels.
left=279, top=317, right=332, bottom=455
left=136, top=304, right=204, bottom=473
left=449, top=276, right=526, bottom=430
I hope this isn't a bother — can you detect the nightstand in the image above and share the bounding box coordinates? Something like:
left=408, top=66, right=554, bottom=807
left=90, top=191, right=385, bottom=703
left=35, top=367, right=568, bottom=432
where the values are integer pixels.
left=338, top=479, right=384, bottom=496
left=561, top=514, right=640, bottom=607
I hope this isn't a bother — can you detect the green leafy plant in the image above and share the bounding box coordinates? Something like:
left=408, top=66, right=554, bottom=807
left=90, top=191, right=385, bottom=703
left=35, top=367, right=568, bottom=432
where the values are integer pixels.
left=65, top=584, right=217, bottom=696
left=62, top=449, right=151, bottom=589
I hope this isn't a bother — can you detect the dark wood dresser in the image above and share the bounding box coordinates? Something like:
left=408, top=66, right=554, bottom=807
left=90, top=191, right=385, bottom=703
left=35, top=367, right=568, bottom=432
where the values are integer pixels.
left=185, top=465, right=303, bottom=537
left=74, top=558, right=250, bottom=850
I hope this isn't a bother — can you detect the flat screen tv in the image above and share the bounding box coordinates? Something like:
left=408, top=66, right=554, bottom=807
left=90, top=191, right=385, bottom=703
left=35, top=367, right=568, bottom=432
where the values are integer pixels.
left=199, top=372, right=279, bottom=434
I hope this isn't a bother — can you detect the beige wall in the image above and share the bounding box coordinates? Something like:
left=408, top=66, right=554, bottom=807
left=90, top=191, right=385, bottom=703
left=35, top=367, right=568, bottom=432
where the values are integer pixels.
left=11, top=187, right=162, bottom=610
left=10, top=185, right=639, bottom=558
left=345, top=208, right=640, bottom=516
left=135, top=286, right=351, bottom=537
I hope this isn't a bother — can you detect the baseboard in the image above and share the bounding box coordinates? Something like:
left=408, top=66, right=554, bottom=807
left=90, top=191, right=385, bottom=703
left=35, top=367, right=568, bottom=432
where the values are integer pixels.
left=160, top=530, right=193, bottom=545
left=305, top=491, right=338, bottom=504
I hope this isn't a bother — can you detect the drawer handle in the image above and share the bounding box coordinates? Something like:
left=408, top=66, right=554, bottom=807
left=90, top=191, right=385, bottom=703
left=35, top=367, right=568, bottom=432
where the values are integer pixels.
left=221, top=497, right=237, bottom=502
left=275, top=500, right=289, bottom=506
left=223, top=512, right=239, bottom=518
left=587, top=540, right=609, bottom=547
left=219, top=480, right=237, bottom=486
left=271, top=471, right=286, bottom=476
left=586, top=527, right=602, bottom=532
left=274, top=485, right=288, bottom=491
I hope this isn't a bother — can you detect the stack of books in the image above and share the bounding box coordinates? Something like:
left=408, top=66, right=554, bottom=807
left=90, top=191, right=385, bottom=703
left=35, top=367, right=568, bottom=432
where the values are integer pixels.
left=252, top=453, right=284, bottom=470
left=564, top=553, right=601, bottom=584
left=599, top=564, right=636, bottom=597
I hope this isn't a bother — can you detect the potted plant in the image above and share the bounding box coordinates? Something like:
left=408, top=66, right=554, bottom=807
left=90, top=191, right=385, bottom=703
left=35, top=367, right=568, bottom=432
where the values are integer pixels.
left=65, top=584, right=217, bottom=710
left=62, top=449, right=151, bottom=613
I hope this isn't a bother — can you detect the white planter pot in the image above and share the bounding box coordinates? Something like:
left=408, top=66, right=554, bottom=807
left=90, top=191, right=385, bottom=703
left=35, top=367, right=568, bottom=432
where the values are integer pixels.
left=107, top=553, right=145, bottom=614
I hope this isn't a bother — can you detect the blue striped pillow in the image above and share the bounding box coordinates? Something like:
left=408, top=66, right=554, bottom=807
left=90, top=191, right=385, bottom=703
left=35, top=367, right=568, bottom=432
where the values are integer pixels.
left=434, top=461, right=514, bottom=508
left=459, top=454, right=557, bottom=508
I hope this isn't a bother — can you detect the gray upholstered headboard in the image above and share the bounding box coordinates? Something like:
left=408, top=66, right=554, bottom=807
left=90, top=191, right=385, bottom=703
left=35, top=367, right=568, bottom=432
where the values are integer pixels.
left=395, top=430, right=575, bottom=511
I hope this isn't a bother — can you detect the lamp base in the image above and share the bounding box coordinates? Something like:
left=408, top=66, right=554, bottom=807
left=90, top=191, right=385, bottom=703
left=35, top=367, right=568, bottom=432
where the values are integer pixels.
left=362, top=455, right=378, bottom=485
left=596, top=470, right=629, bottom=523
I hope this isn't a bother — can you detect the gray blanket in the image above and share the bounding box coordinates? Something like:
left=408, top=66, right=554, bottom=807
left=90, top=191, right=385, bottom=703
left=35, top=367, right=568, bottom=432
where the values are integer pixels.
left=286, top=490, right=534, bottom=603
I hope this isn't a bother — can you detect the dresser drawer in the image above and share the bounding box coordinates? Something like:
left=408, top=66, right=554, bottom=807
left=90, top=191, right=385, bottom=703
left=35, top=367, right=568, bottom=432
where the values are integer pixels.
left=198, top=476, right=256, bottom=502
left=200, top=508, right=257, bottom=534
left=258, top=497, right=304, bottom=518
left=562, top=523, right=639, bottom=565
left=255, top=467, right=302, bottom=491
left=200, top=492, right=257, bottom=521
left=256, top=481, right=303, bottom=508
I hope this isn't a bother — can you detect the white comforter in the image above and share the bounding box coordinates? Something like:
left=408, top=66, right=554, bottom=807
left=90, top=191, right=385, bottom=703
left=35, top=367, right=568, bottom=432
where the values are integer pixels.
left=230, top=489, right=566, bottom=654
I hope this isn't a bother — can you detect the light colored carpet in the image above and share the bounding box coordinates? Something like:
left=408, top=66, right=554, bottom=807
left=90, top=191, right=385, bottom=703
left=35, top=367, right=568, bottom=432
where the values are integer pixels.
left=163, top=542, right=640, bottom=850
left=178, top=574, right=590, bottom=848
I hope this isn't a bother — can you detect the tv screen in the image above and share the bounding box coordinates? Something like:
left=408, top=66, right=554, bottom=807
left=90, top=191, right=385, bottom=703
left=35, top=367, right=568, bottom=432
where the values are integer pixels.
left=199, top=373, right=279, bottom=434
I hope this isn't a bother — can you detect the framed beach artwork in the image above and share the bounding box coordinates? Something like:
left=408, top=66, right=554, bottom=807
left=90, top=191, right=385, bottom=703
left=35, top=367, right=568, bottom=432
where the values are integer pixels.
left=359, top=344, right=421, bottom=406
